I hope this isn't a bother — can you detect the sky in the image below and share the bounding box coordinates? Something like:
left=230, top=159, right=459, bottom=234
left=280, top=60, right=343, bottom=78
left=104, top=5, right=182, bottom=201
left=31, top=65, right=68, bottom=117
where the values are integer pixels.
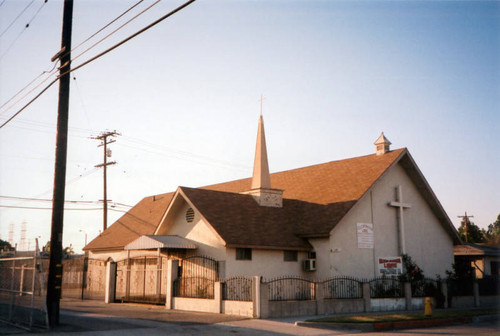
left=0, top=0, right=498, bottom=253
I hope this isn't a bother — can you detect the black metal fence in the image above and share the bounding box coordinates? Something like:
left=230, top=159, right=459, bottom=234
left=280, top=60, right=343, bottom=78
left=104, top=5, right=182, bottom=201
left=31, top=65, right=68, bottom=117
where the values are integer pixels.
left=266, top=277, right=316, bottom=301
left=478, top=276, right=500, bottom=296
left=369, top=277, right=404, bottom=298
left=222, top=277, right=252, bottom=301
left=173, top=277, right=215, bottom=299
left=411, top=278, right=440, bottom=297
left=174, top=256, right=218, bottom=299
left=447, top=278, right=474, bottom=297
left=322, top=277, right=363, bottom=299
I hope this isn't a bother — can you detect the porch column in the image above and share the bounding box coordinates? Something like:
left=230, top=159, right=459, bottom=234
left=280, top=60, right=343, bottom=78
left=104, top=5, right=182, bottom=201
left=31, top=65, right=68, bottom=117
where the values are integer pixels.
left=315, top=282, right=325, bottom=315
left=156, top=249, right=162, bottom=301
left=165, top=259, right=179, bottom=310
left=214, top=281, right=222, bottom=313
left=362, top=282, right=371, bottom=312
left=105, top=261, right=117, bottom=303
left=258, top=277, right=269, bottom=318
left=404, top=282, right=412, bottom=311
left=441, top=281, right=448, bottom=309
left=473, top=280, right=480, bottom=307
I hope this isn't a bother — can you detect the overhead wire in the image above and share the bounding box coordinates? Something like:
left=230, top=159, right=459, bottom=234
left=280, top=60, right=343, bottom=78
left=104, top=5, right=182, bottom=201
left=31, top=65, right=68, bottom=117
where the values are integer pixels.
left=0, top=205, right=104, bottom=211
left=0, top=0, right=49, bottom=61
left=0, top=0, right=198, bottom=129
left=71, top=0, right=163, bottom=63
left=0, top=62, right=59, bottom=112
left=0, top=0, right=144, bottom=116
left=0, top=0, right=35, bottom=38
left=69, top=0, right=145, bottom=55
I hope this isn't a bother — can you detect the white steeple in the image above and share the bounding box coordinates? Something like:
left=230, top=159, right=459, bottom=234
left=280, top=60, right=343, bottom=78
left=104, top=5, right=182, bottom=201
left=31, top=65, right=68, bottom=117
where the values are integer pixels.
left=251, top=115, right=271, bottom=189
left=244, top=115, right=283, bottom=207
left=374, top=132, right=392, bottom=155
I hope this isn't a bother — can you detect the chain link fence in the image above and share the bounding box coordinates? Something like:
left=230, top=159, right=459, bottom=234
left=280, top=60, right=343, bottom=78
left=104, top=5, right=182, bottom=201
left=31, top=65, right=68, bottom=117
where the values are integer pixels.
left=0, top=255, right=49, bottom=330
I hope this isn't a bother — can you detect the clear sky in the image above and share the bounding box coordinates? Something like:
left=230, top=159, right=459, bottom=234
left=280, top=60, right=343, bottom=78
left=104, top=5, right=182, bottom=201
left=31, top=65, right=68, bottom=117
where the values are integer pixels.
left=0, top=0, right=498, bottom=253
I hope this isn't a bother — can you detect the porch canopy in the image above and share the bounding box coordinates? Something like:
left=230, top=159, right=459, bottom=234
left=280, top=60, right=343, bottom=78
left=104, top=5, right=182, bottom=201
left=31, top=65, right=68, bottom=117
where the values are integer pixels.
left=124, top=235, right=197, bottom=250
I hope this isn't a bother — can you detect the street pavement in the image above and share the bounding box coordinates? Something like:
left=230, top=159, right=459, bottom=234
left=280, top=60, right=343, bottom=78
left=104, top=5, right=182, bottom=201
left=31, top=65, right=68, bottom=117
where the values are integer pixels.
left=1, top=298, right=499, bottom=335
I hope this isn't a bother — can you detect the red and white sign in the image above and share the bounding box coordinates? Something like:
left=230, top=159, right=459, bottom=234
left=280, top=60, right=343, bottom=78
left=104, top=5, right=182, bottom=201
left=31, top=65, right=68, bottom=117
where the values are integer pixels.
left=378, top=257, right=403, bottom=275
left=357, top=223, right=374, bottom=249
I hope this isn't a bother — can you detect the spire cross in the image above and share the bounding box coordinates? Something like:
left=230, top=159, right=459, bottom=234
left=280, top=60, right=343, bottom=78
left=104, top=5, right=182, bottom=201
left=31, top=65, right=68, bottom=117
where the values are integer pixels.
left=388, top=185, right=412, bottom=255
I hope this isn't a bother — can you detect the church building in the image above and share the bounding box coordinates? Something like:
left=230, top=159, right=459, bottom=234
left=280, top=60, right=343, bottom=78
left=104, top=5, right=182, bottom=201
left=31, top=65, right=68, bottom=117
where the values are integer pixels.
left=84, top=116, right=461, bottom=279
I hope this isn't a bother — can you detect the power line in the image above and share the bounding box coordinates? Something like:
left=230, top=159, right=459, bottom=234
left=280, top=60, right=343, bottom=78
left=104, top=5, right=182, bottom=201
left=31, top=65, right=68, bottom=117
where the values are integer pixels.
left=0, top=205, right=104, bottom=211
left=0, top=0, right=36, bottom=38
left=0, top=0, right=144, bottom=114
left=71, top=0, right=163, bottom=63
left=0, top=61, right=59, bottom=113
left=0, top=0, right=48, bottom=61
left=68, top=0, right=147, bottom=58
left=0, top=0, right=198, bottom=130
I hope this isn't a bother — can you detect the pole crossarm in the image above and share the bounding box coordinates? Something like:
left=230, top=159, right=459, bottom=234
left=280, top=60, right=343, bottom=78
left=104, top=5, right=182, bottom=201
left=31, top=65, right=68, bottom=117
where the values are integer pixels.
left=92, top=131, right=120, bottom=232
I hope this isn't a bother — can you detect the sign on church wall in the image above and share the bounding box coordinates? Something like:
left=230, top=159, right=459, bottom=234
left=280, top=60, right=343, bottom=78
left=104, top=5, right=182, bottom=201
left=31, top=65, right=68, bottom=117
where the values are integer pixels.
left=357, top=223, right=374, bottom=248
left=378, top=257, right=403, bottom=276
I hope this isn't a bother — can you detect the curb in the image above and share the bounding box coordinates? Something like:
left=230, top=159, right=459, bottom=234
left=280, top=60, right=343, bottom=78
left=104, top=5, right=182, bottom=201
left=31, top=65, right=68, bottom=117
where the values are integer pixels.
left=295, top=314, right=499, bottom=332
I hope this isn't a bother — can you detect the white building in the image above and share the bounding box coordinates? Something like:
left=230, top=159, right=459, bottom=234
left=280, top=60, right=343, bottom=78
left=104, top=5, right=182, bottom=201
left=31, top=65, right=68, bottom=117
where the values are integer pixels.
left=85, top=116, right=460, bottom=279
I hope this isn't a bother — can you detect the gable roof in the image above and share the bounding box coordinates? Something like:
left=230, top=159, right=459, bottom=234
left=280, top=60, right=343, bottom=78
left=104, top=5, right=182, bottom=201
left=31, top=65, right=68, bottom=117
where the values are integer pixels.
left=84, top=193, right=174, bottom=251
left=86, top=148, right=459, bottom=251
left=203, top=148, right=406, bottom=205
left=175, top=187, right=356, bottom=250
left=454, top=243, right=500, bottom=257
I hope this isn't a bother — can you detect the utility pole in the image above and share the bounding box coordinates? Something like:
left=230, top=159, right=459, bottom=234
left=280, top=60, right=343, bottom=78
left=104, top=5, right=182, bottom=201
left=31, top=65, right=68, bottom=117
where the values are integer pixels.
left=47, top=0, right=73, bottom=328
left=458, top=211, right=474, bottom=243
left=92, top=131, right=120, bottom=232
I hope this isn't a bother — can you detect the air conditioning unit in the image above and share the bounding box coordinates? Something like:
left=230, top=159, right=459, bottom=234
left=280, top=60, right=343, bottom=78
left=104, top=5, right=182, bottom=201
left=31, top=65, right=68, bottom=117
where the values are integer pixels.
left=303, top=259, right=316, bottom=272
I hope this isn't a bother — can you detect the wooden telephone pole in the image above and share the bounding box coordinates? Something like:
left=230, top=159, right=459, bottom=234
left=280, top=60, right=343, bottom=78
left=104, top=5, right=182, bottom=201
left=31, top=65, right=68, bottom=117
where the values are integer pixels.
left=458, top=211, right=474, bottom=243
left=47, top=0, right=73, bottom=327
left=92, top=131, right=120, bottom=232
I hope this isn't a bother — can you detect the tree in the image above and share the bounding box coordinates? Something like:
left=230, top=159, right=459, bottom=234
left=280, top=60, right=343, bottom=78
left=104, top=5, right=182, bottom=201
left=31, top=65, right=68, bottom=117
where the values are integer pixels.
left=482, top=214, right=500, bottom=246
left=0, top=239, right=12, bottom=251
left=457, top=216, right=485, bottom=244
left=63, top=245, right=75, bottom=257
left=42, top=241, right=75, bottom=257
left=398, top=254, right=424, bottom=283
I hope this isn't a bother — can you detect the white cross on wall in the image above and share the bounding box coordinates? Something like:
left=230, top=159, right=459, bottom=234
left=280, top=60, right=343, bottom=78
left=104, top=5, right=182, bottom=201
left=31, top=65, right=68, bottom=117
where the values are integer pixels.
left=388, top=185, right=412, bottom=255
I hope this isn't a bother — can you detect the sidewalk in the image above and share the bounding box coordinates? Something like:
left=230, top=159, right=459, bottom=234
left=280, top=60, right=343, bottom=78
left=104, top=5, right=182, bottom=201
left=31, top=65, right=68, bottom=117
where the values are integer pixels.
left=0, top=299, right=337, bottom=336
left=1, top=299, right=498, bottom=335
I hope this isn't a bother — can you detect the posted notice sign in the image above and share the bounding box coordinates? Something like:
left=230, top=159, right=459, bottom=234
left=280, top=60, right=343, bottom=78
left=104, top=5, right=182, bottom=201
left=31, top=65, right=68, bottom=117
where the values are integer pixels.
left=378, top=257, right=403, bottom=275
left=357, top=223, right=374, bottom=248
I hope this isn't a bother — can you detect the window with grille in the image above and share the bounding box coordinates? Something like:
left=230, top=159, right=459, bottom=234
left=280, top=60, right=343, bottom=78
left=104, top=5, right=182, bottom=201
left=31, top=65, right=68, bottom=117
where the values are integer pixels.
left=236, top=248, right=252, bottom=260
left=284, top=250, right=298, bottom=262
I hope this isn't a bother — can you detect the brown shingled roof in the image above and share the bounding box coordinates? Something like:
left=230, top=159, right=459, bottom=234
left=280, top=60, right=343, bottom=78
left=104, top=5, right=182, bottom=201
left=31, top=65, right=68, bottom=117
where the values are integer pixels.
left=86, top=149, right=406, bottom=251
left=179, top=187, right=357, bottom=250
left=203, top=148, right=406, bottom=204
left=84, top=193, right=173, bottom=251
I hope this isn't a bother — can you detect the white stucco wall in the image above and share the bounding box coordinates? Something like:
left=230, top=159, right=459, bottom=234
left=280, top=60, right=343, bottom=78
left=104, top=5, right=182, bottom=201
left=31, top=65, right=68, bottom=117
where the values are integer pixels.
left=224, top=248, right=311, bottom=279
left=322, top=162, right=454, bottom=279
left=156, top=200, right=227, bottom=260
